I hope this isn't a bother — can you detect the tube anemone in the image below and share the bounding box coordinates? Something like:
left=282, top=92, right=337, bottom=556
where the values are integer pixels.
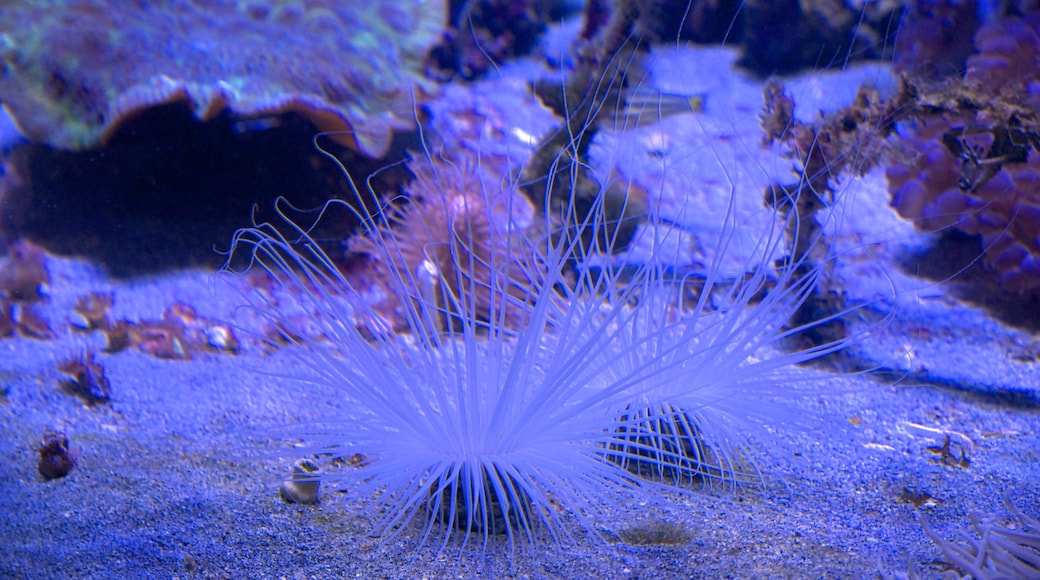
left=227, top=148, right=653, bottom=550
left=347, top=149, right=547, bottom=332
left=224, top=81, right=855, bottom=551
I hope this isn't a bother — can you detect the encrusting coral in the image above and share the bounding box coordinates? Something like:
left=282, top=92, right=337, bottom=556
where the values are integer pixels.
left=0, top=0, right=446, bottom=157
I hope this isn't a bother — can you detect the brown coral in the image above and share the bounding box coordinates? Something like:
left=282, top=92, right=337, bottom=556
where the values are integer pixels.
left=887, top=15, right=1040, bottom=293
left=0, top=0, right=447, bottom=158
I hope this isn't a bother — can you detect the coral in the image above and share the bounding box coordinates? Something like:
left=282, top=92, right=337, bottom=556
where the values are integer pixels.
left=0, top=299, right=12, bottom=337
left=758, top=78, right=910, bottom=362
left=761, top=79, right=909, bottom=198
left=572, top=0, right=902, bottom=75
left=523, top=28, right=652, bottom=255
left=124, top=319, right=193, bottom=361
left=888, top=129, right=1040, bottom=292
left=347, top=150, right=544, bottom=331
left=966, top=13, right=1040, bottom=91
left=777, top=11, right=1040, bottom=294
left=703, top=0, right=904, bottom=75
left=659, top=0, right=745, bottom=44
left=68, top=295, right=239, bottom=359
left=0, top=0, right=447, bottom=157
left=887, top=14, right=1040, bottom=293
left=10, top=303, right=55, bottom=340
left=426, top=0, right=562, bottom=80
left=0, top=243, right=57, bottom=337
left=70, top=292, right=114, bottom=332
left=893, top=0, right=979, bottom=80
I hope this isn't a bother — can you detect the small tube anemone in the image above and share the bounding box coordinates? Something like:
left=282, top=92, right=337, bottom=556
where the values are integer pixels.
left=921, top=495, right=1040, bottom=579
left=541, top=181, right=853, bottom=493
left=347, top=149, right=546, bottom=332
left=225, top=124, right=854, bottom=552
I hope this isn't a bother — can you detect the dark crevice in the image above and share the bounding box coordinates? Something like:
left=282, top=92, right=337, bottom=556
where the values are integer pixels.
left=1, top=103, right=415, bottom=277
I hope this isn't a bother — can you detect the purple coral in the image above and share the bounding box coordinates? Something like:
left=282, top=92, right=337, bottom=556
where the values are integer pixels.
left=890, top=132, right=1040, bottom=292
left=887, top=14, right=1040, bottom=293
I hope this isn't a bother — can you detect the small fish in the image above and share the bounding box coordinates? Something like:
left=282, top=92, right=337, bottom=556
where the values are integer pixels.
left=606, top=89, right=707, bottom=130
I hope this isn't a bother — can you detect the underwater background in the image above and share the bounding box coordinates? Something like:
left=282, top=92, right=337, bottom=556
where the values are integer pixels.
left=1, top=1, right=1039, bottom=578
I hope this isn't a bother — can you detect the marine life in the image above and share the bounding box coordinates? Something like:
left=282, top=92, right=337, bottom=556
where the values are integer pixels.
left=226, top=119, right=850, bottom=548
left=70, top=292, right=114, bottom=332
left=0, top=1, right=447, bottom=158
left=70, top=297, right=241, bottom=360
left=10, top=303, right=55, bottom=340
left=3, top=2, right=1038, bottom=577
left=280, top=459, right=321, bottom=505
left=37, top=429, right=79, bottom=480
left=887, top=14, right=1040, bottom=293
left=346, top=149, right=544, bottom=331
left=921, top=495, right=1040, bottom=580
